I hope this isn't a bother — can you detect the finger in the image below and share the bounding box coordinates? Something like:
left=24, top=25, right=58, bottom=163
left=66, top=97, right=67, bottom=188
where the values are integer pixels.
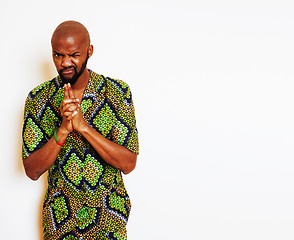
left=72, top=110, right=78, bottom=117
left=66, top=115, right=74, bottom=120
left=64, top=110, right=78, bottom=120
left=62, top=98, right=79, bottom=104
left=62, top=102, right=79, bottom=117
left=62, top=101, right=79, bottom=111
left=62, top=108, right=80, bottom=120
left=64, top=83, right=69, bottom=99
left=65, top=104, right=79, bottom=112
left=68, top=83, right=75, bottom=99
left=63, top=111, right=75, bottom=118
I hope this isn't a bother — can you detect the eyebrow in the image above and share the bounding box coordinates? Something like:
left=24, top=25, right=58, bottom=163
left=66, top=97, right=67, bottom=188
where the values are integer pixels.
left=53, top=51, right=80, bottom=56
left=70, top=52, right=80, bottom=55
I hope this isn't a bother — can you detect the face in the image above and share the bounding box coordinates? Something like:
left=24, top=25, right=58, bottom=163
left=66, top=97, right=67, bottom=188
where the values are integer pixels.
left=51, top=35, right=92, bottom=85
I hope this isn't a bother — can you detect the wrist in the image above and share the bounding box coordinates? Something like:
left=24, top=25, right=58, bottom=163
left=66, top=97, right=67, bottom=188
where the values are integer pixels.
left=58, top=126, right=70, bottom=135
left=54, top=130, right=66, bottom=146
left=59, top=124, right=71, bottom=135
left=54, top=127, right=69, bottom=146
left=78, top=121, right=89, bottom=135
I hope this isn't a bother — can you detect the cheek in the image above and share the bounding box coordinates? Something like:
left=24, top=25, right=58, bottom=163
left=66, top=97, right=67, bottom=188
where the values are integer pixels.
left=53, top=58, right=61, bottom=68
left=72, top=59, right=81, bottom=68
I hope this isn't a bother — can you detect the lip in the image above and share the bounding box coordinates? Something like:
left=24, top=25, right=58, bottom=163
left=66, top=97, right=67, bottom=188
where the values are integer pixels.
left=61, top=68, right=75, bottom=75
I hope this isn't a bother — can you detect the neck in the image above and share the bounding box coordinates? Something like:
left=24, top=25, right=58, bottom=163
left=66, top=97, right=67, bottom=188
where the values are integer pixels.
left=72, top=68, right=90, bottom=91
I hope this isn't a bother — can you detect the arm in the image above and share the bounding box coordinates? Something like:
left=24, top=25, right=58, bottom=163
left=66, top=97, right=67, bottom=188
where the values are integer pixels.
left=23, top=128, right=69, bottom=180
left=79, top=122, right=137, bottom=174
left=23, top=84, right=79, bottom=180
left=67, top=84, right=137, bottom=174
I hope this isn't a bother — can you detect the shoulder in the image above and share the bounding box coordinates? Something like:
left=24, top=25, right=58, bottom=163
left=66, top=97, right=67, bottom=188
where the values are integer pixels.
left=90, top=70, right=135, bottom=103
left=26, top=78, right=60, bottom=102
left=104, top=76, right=129, bottom=89
left=24, top=78, right=60, bottom=119
left=103, top=76, right=132, bottom=99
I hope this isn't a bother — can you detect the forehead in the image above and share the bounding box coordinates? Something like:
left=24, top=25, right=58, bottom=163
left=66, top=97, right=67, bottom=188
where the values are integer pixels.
left=51, top=34, right=87, bottom=53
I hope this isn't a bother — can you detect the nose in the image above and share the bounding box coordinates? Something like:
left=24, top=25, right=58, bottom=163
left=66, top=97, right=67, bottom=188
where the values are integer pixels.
left=61, top=55, right=73, bottom=68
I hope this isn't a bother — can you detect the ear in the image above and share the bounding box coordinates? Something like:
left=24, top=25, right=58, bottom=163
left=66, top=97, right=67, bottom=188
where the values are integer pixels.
left=88, top=45, right=94, bottom=57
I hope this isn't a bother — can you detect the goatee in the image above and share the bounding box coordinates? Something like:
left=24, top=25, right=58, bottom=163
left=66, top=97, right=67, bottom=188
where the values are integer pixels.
left=59, top=55, right=89, bottom=85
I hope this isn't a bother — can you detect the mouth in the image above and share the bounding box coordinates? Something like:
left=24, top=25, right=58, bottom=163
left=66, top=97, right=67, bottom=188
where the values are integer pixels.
left=60, top=67, right=75, bottom=75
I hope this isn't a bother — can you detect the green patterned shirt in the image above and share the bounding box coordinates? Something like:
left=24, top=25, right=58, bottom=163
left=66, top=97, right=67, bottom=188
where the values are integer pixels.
left=22, top=70, right=139, bottom=239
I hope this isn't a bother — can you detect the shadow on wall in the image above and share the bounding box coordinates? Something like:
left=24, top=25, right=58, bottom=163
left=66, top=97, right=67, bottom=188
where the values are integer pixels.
left=42, top=60, right=56, bottom=82
left=18, top=60, right=56, bottom=239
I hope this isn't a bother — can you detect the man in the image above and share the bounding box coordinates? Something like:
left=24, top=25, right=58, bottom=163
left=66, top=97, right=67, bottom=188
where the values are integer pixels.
left=22, top=21, right=139, bottom=240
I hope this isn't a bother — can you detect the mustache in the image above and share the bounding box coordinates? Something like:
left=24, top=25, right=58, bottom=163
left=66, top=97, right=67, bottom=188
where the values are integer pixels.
left=60, top=66, right=76, bottom=73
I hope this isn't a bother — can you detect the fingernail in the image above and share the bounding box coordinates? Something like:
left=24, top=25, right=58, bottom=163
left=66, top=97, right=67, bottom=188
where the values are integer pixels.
left=68, top=83, right=71, bottom=87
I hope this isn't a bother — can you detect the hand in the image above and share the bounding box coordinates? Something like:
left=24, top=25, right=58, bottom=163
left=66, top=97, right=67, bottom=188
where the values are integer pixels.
left=60, top=83, right=80, bottom=133
left=66, top=84, right=87, bottom=133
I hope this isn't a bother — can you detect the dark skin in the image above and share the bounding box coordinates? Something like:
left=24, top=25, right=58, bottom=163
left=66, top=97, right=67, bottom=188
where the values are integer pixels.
left=23, top=21, right=137, bottom=180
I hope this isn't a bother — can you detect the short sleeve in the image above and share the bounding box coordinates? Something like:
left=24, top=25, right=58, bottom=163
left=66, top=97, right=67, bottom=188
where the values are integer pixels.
left=110, top=84, right=139, bottom=155
left=22, top=94, right=47, bottom=159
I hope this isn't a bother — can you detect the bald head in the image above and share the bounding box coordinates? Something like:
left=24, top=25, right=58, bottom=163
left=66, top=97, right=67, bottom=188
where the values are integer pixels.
left=50, top=21, right=94, bottom=85
left=51, top=21, right=91, bottom=47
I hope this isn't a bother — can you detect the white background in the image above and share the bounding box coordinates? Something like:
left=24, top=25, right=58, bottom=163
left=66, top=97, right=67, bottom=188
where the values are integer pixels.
left=1, top=0, right=294, bottom=239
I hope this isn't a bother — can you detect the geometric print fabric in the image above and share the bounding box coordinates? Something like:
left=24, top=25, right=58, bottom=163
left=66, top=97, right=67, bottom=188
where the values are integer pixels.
left=60, top=148, right=105, bottom=192
left=22, top=70, right=138, bottom=239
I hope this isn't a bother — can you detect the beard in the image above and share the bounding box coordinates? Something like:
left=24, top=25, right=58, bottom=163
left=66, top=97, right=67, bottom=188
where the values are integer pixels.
left=59, top=55, right=89, bottom=85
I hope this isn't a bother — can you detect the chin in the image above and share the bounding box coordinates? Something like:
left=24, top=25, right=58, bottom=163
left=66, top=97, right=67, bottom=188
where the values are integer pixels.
left=60, top=76, right=77, bottom=85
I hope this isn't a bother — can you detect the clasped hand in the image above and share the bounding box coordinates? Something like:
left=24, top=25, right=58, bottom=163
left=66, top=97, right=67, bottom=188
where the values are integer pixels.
left=60, top=83, right=85, bottom=133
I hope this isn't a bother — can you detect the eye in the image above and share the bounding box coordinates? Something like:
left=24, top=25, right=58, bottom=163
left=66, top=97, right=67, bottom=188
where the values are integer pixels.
left=53, top=52, right=62, bottom=58
left=70, top=53, right=80, bottom=58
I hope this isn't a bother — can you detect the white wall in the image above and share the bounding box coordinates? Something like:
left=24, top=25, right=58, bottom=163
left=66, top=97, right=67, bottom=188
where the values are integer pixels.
left=1, top=0, right=294, bottom=239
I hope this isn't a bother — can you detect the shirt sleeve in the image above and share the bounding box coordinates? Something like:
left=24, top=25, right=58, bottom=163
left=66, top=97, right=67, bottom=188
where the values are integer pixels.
left=22, top=94, right=47, bottom=159
left=111, top=83, right=139, bottom=155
